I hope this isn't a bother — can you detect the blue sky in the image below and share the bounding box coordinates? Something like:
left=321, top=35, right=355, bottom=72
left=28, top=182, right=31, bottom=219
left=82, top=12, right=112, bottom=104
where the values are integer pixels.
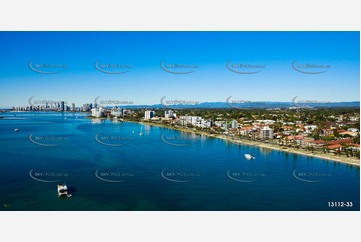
left=0, top=31, right=359, bottom=108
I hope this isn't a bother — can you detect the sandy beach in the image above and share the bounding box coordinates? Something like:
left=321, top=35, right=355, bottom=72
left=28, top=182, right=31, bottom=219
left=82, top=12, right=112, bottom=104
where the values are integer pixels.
left=138, top=121, right=360, bottom=167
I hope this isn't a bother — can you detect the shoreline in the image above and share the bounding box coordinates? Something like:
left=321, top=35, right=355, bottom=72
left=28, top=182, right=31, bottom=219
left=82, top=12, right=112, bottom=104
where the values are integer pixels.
left=135, top=121, right=360, bottom=167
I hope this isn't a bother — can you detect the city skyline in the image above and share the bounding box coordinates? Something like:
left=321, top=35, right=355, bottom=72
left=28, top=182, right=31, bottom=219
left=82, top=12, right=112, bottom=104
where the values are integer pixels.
left=8, top=98, right=360, bottom=111
left=0, top=31, right=359, bottom=108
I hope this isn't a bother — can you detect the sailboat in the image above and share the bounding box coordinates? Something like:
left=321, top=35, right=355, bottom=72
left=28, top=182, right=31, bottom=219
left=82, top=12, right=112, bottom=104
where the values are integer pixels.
left=139, top=126, right=143, bottom=136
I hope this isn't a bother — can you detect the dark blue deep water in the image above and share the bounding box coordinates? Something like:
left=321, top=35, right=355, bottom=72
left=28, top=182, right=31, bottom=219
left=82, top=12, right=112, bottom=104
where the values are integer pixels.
left=0, top=112, right=359, bottom=211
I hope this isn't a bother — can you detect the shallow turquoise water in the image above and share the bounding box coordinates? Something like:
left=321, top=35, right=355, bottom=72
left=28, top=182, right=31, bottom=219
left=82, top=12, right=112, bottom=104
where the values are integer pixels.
left=0, top=112, right=359, bottom=211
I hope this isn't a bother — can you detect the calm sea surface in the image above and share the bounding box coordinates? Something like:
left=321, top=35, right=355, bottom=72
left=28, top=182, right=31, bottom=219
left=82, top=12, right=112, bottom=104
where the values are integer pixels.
left=0, top=112, right=359, bottom=211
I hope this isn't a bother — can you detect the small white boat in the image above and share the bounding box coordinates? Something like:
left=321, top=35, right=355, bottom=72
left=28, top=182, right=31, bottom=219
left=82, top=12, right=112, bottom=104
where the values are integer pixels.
left=91, top=119, right=101, bottom=124
left=14, top=128, right=19, bottom=132
left=244, top=154, right=255, bottom=160
left=57, top=184, right=72, bottom=197
left=139, top=127, right=143, bottom=136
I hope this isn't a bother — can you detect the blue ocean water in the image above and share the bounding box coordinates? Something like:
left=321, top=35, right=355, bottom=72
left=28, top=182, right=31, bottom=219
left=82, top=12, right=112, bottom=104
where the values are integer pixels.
left=0, top=112, right=359, bottom=211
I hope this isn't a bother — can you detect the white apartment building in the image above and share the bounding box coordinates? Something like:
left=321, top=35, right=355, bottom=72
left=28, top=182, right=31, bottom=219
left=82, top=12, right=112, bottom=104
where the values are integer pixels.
left=165, top=110, right=176, bottom=119
left=259, top=126, right=274, bottom=139
left=144, top=110, right=155, bottom=120
left=179, top=116, right=212, bottom=128
left=91, top=107, right=105, bottom=118
left=304, top=125, right=318, bottom=133
left=111, top=107, right=122, bottom=117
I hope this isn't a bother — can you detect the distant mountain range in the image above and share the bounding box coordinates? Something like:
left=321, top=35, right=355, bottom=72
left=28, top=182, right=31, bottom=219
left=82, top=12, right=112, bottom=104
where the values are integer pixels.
left=1, top=101, right=359, bottom=110
left=106, top=101, right=360, bottom=109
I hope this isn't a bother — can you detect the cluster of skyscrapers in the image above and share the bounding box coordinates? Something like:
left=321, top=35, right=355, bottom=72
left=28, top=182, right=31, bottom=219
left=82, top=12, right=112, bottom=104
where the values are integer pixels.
left=13, top=101, right=67, bottom=112
left=13, top=102, right=97, bottom=113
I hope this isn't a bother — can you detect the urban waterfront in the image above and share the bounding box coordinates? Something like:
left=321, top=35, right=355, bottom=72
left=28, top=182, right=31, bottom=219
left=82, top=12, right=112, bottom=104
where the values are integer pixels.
left=0, top=112, right=359, bottom=211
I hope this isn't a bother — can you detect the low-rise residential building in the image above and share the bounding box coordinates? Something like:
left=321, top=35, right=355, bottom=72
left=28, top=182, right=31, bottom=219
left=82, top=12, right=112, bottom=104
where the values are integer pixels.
left=339, top=131, right=358, bottom=137
left=257, top=119, right=275, bottom=125
left=179, top=116, right=212, bottom=128
left=304, top=125, right=318, bottom=133
left=321, top=129, right=334, bottom=136
left=111, top=107, right=122, bottom=117
left=239, top=126, right=253, bottom=136
left=311, top=140, right=326, bottom=147
left=165, top=110, right=176, bottom=119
